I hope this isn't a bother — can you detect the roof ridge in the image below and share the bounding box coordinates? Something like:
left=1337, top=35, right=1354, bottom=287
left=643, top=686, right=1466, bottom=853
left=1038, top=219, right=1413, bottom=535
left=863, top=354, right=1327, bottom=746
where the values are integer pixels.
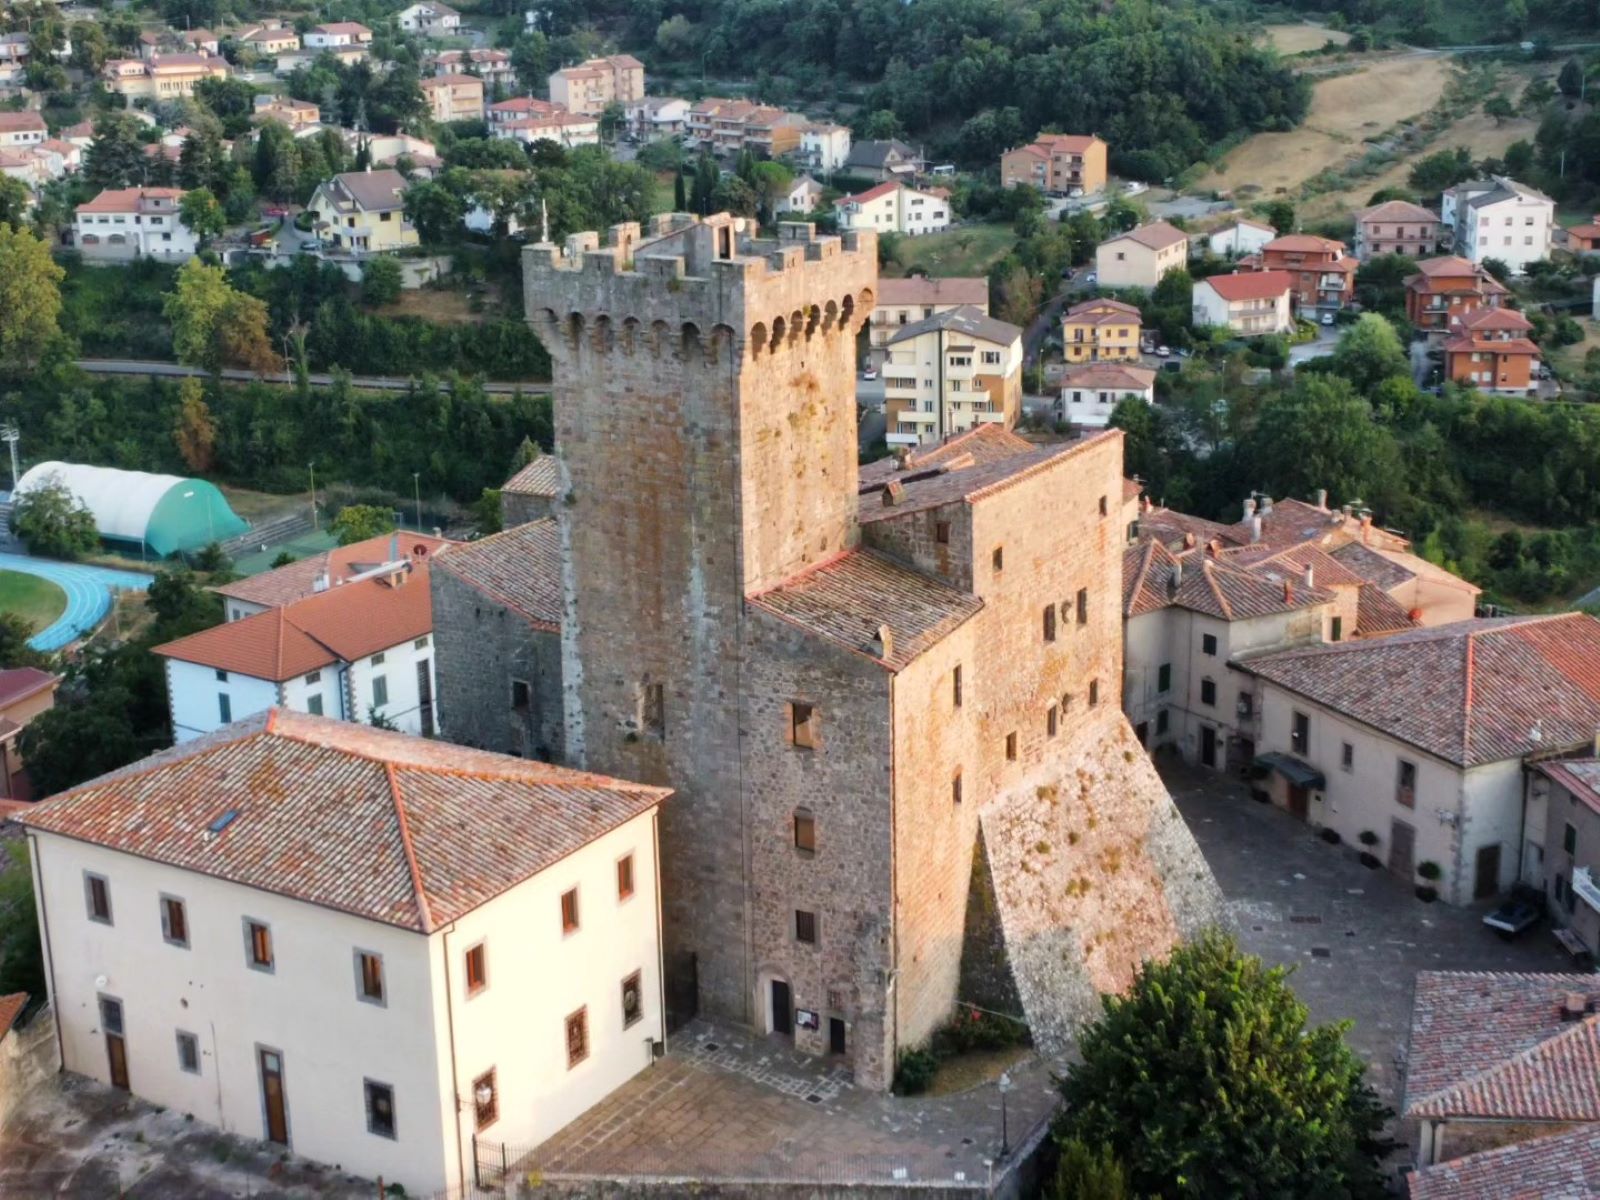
left=1126, top=540, right=1159, bottom=617
left=386, top=762, right=435, bottom=934
left=1200, top=560, right=1233, bottom=620
left=1412, top=1012, right=1600, bottom=1117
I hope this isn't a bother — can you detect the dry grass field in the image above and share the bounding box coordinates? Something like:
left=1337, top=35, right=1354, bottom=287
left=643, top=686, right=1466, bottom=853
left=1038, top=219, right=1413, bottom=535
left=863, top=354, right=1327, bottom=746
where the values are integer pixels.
left=1259, top=23, right=1351, bottom=54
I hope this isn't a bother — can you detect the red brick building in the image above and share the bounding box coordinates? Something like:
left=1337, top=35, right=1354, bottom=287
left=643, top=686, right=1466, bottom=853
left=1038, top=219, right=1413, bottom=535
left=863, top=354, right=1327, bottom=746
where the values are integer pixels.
left=1355, top=199, right=1440, bottom=260
left=1442, top=306, right=1539, bottom=393
left=1404, top=255, right=1509, bottom=339
left=1240, top=233, right=1357, bottom=317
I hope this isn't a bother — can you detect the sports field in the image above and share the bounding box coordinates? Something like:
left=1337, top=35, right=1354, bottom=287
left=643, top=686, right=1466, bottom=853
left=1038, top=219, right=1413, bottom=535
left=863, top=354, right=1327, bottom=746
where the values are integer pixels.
left=0, top=554, right=152, bottom=651
left=0, top=569, right=66, bottom=632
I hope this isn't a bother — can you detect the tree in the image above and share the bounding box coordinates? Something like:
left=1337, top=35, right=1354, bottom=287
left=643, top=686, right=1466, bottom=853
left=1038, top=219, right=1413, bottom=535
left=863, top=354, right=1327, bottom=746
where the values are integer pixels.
left=332, top=504, right=396, bottom=545
left=1258, top=199, right=1295, bottom=234
left=0, top=612, right=48, bottom=670
left=598, top=101, right=625, bottom=143
left=0, top=176, right=28, bottom=229
left=362, top=255, right=403, bottom=307
left=1502, top=0, right=1528, bottom=36
left=403, top=179, right=467, bottom=244
left=83, top=113, right=149, bottom=191
left=214, top=292, right=278, bottom=373
left=1558, top=57, right=1586, bottom=99
left=673, top=168, right=687, bottom=212
left=1484, top=94, right=1516, bottom=125
left=1055, top=930, right=1388, bottom=1199
left=689, top=153, right=718, bottom=216
left=0, top=223, right=64, bottom=374
left=172, top=378, right=218, bottom=472
left=11, top=477, right=98, bottom=560
left=179, top=187, right=226, bottom=242
left=1407, top=147, right=1474, bottom=194
left=0, top=841, right=45, bottom=1001
left=164, top=259, right=278, bottom=374
left=1331, top=313, right=1410, bottom=391
left=1047, top=1140, right=1129, bottom=1200
left=710, top=174, right=758, bottom=217
left=1481, top=256, right=1512, bottom=283
left=858, top=109, right=904, bottom=141
left=1504, top=139, right=1535, bottom=176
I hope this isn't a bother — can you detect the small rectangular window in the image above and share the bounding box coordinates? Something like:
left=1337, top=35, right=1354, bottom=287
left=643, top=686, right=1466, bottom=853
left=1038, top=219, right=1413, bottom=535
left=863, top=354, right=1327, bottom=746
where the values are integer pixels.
left=473, top=1069, right=497, bottom=1129
left=1043, top=605, right=1056, bottom=642
left=1076, top=588, right=1088, bottom=625
left=465, top=942, right=487, bottom=995
left=307, top=694, right=324, bottom=716
left=1292, top=711, right=1309, bottom=753
left=789, top=701, right=817, bottom=750
left=566, top=1007, right=589, bottom=1067
left=245, top=920, right=273, bottom=971
left=935, top=521, right=950, bottom=544
left=621, top=970, right=643, bottom=1029
left=642, top=681, right=665, bottom=737
left=1157, top=663, right=1171, bottom=693
left=371, top=675, right=388, bottom=707
left=617, top=855, right=635, bottom=901
left=176, top=1030, right=200, bottom=1074
left=992, top=546, right=1003, bottom=572
left=1005, top=731, right=1018, bottom=761
left=795, top=909, right=817, bottom=944
left=1330, top=616, right=1343, bottom=642
left=1047, top=703, right=1058, bottom=737
left=161, top=896, right=188, bottom=948
left=952, top=770, right=962, bottom=805
left=1202, top=633, right=1218, bottom=656
left=1397, top=759, right=1417, bottom=807
left=218, top=693, right=232, bottom=724
left=561, top=887, right=580, bottom=934
left=1341, top=742, right=1353, bottom=771
left=511, top=680, right=531, bottom=710
left=1564, top=822, right=1577, bottom=855
left=1156, top=708, right=1169, bottom=735
left=215, top=668, right=229, bottom=682
left=794, top=808, right=816, bottom=853
left=371, top=652, right=386, bottom=666
left=1200, top=679, right=1216, bottom=707
left=1088, top=679, right=1100, bottom=706
left=365, top=1079, right=396, bottom=1139
left=953, top=665, right=963, bottom=708
left=85, top=873, right=112, bottom=924
left=413, top=636, right=429, bottom=649
left=304, top=670, right=320, bottom=684
left=356, top=951, right=385, bottom=1004
left=1098, top=495, right=1108, bottom=516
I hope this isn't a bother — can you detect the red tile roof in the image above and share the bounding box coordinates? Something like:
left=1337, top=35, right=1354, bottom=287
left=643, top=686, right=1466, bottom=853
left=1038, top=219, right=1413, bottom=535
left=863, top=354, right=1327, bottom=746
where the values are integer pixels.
left=1263, top=233, right=1347, bottom=255
left=502, top=455, right=561, bottom=496
left=858, top=435, right=1104, bottom=523
left=858, top=425, right=1034, bottom=487
left=1360, top=199, right=1439, bottom=223
left=15, top=710, right=669, bottom=933
left=877, top=276, right=988, bottom=308
left=1063, top=298, right=1142, bottom=326
left=1408, top=1124, right=1600, bottom=1200
left=76, top=187, right=185, bottom=214
left=839, top=180, right=900, bottom=206
left=214, top=532, right=451, bottom=609
left=0, top=992, right=25, bottom=1042
left=1200, top=270, right=1293, bottom=302
left=1245, top=614, right=1600, bottom=766
left=1354, top=583, right=1418, bottom=636
left=1059, top=363, right=1156, bottom=392
left=1107, top=220, right=1187, bottom=252
left=0, top=667, right=58, bottom=711
left=1456, top=306, right=1532, bottom=332
left=431, top=519, right=560, bottom=632
left=1122, top=541, right=1334, bottom=622
left=0, top=112, right=45, bottom=133
left=1442, top=334, right=1540, bottom=357
left=1539, top=758, right=1600, bottom=815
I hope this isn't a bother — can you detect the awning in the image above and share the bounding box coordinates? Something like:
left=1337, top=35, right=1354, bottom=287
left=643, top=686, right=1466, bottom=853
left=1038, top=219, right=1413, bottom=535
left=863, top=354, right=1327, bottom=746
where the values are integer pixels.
left=1252, top=752, right=1325, bottom=790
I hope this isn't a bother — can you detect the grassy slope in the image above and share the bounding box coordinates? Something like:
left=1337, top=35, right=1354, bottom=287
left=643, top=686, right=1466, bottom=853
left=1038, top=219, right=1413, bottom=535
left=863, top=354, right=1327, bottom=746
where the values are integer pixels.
left=887, top=223, right=1017, bottom=279
left=0, top=570, right=67, bottom=633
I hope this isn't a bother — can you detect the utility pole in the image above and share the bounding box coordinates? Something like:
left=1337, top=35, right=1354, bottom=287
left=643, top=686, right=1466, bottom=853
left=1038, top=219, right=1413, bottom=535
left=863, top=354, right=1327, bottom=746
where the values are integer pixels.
left=308, top=462, right=318, bottom=530
left=413, top=472, right=422, bottom=532
left=0, top=423, right=19, bottom=490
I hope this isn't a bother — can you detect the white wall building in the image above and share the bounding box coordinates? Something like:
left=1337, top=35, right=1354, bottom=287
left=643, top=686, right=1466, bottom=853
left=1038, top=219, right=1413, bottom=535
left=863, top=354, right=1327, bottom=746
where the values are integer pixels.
left=1442, top=177, right=1555, bottom=275
left=0, top=111, right=45, bottom=150
left=777, top=175, right=823, bottom=215
left=304, top=22, right=373, bottom=49
left=1056, top=362, right=1156, bottom=428
left=397, top=1, right=461, bottom=35
left=72, top=187, right=197, bottom=263
left=16, top=711, right=670, bottom=1199
left=801, top=123, right=851, bottom=174
left=834, top=182, right=950, bottom=238
left=1205, top=218, right=1277, bottom=259
left=1191, top=270, right=1295, bottom=336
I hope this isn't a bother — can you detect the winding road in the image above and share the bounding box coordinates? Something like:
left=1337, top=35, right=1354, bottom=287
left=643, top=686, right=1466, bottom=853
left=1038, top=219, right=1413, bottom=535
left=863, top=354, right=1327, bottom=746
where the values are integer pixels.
left=74, top=359, right=550, bottom=396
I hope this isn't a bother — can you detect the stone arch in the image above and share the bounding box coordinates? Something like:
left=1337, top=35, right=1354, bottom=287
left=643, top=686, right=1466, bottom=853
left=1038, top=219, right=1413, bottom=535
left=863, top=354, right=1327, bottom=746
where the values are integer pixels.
left=839, top=294, right=855, bottom=329
left=650, top=319, right=670, bottom=358
left=770, top=314, right=787, bottom=350
left=803, top=305, right=821, bottom=340
left=592, top=314, right=614, bottom=353
left=749, top=320, right=768, bottom=359
left=680, top=321, right=702, bottom=362
left=858, top=286, right=876, bottom=312
left=709, top=323, right=735, bottom=366
left=620, top=316, right=639, bottom=355
left=822, top=299, right=838, bottom=333
left=565, top=311, right=586, bottom=352
left=788, top=310, right=804, bottom=345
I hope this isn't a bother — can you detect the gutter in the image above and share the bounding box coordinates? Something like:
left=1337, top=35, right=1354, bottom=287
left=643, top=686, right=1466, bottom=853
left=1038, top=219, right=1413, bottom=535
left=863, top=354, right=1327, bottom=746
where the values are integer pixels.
left=441, top=922, right=467, bottom=1195
left=25, top=832, right=64, bottom=1071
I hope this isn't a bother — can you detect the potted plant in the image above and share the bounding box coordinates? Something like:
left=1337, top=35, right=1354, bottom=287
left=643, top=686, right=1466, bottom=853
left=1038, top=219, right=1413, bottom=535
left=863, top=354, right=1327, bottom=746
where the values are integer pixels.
left=1358, top=830, right=1381, bottom=869
left=1319, top=826, right=1341, bottom=845
left=1416, top=861, right=1442, bottom=902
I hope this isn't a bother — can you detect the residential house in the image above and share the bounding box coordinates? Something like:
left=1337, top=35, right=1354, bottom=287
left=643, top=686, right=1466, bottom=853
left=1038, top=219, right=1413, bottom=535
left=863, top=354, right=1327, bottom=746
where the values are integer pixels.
left=834, top=182, right=950, bottom=237
left=1060, top=298, right=1141, bottom=363
left=1355, top=199, right=1440, bottom=260
left=870, top=275, right=987, bottom=362
left=1404, top=255, right=1509, bottom=339
left=1205, top=218, right=1276, bottom=259
left=489, top=95, right=559, bottom=127
left=179, top=29, right=221, bottom=55
left=13, top=710, right=669, bottom=1198
left=1442, top=176, right=1555, bottom=274
left=430, top=518, right=564, bottom=760
left=304, top=22, right=373, bottom=50
left=397, top=1, right=462, bottom=36
left=212, top=532, right=451, bottom=623
left=881, top=305, right=1022, bottom=447
left=1442, top=306, right=1540, bottom=394
left=683, top=96, right=734, bottom=148
left=347, top=133, right=440, bottom=171
left=499, top=454, right=561, bottom=527
left=236, top=25, right=300, bottom=55
left=1238, top=233, right=1357, bottom=317
left=800, top=123, right=851, bottom=174
left=777, top=175, right=823, bottom=215
left=842, top=139, right=922, bottom=182
left=0, top=149, right=43, bottom=189
left=493, top=110, right=599, bottom=148
left=421, top=74, right=485, bottom=123
left=1191, top=270, right=1295, bottom=337
left=156, top=557, right=439, bottom=739
left=0, top=668, right=58, bottom=801
left=1056, top=363, right=1155, bottom=429
left=742, top=106, right=807, bottom=158
left=252, top=95, right=321, bottom=130
left=999, top=133, right=1108, bottom=195
left=548, top=55, right=644, bottom=117
left=73, top=188, right=196, bottom=263
left=1239, top=613, right=1600, bottom=902
left=275, top=45, right=367, bottom=75
left=1566, top=215, right=1600, bottom=253
left=1094, top=221, right=1188, bottom=290
left=622, top=96, right=688, bottom=141
left=430, top=49, right=514, bottom=88
left=1525, top=758, right=1600, bottom=954
left=1402, top=972, right=1600, bottom=1182
left=103, top=53, right=230, bottom=101
left=305, top=169, right=418, bottom=254
left=0, top=111, right=45, bottom=150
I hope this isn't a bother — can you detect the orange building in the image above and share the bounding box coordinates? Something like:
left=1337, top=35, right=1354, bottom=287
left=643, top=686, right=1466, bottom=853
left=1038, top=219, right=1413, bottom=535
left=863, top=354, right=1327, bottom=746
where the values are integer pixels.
left=999, top=133, right=1108, bottom=195
left=1566, top=215, right=1600, bottom=252
left=0, top=667, right=59, bottom=800
left=1404, top=256, right=1509, bottom=339
left=1241, top=234, right=1357, bottom=318
left=1060, top=297, right=1141, bottom=363
left=1442, top=307, right=1540, bottom=394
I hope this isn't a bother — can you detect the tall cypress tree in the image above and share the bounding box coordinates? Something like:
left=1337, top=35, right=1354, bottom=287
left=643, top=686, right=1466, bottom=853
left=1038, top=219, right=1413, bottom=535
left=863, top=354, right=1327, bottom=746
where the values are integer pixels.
left=673, top=167, right=687, bottom=213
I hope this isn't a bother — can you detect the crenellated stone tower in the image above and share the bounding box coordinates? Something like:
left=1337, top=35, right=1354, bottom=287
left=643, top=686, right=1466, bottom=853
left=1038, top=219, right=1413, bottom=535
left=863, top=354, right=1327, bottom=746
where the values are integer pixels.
left=524, top=215, right=879, bottom=1034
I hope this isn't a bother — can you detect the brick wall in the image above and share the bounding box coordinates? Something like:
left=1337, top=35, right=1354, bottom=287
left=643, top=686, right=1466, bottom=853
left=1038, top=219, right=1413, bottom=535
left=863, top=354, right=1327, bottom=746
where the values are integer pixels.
left=501, top=490, right=554, bottom=528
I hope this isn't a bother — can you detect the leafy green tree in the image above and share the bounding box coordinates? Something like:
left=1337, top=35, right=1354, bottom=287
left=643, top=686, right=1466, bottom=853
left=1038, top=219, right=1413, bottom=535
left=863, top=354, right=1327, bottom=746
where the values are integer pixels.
left=403, top=179, right=467, bottom=244
left=332, top=503, right=396, bottom=545
left=145, top=566, right=216, bottom=626
left=1055, top=930, right=1388, bottom=1199
left=1330, top=313, right=1410, bottom=391
left=1258, top=199, right=1295, bottom=234
left=164, top=259, right=278, bottom=374
left=362, top=255, right=404, bottom=307
left=1407, top=147, right=1474, bottom=194
left=1484, top=95, right=1516, bottom=125
left=0, top=841, right=45, bottom=1001
left=83, top=113, right=149, bottom=191
left=1354, top=255, right=1418, bottom=320
left=710, top=174, right=758, bottom=217
left=180, top=187, right=226, bottom=242
left=598, top=101, right=625, bottom=142
left=1047, top=1139, right=1129, bottom=1200
left=1558, top=57, right=1586, bottom=99
left=673, top=168, right=687, bottom=212
left=1481, top=256, right=1511, bottom=282
left=858, top=109, right=904, bottom=141
left=690, top=153, right=718, bottom=216
left=0, top=176, right=29, bottom=229
left=11, top=477, right=98, bottom=560
left=0, top=612, right=48, bottom=670
left=0, top=223, right=63, bottom=374
left=173, top=377, right=218, bottom=472
left=192, top=76, right=258, bottom=138
left=1503, top=139, right=1535, bottom=176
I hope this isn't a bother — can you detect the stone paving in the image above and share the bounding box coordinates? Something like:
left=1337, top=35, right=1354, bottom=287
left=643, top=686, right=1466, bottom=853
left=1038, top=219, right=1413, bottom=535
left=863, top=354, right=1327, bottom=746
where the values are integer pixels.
left=1166, top=760, right=1574, bottom=1122
left=510, top=1019, right=1056, bottom=1190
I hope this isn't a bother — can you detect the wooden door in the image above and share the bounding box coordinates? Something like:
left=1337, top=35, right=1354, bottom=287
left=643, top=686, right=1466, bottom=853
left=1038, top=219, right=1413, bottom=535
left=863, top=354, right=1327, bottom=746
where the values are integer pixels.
left=1390, top=819, right=1416, bottom=880
left=770, top=980, right=792, bottom=1037
left=1475, top=843, right=1502, bottom=900
left=1288, top=784, right=1309, bottom=820
left=106, top=1033, right=128, bottom=1090
left=259, top=1048, right=288, bottom=1145
left=1200, top=726, right=1217, bottom=768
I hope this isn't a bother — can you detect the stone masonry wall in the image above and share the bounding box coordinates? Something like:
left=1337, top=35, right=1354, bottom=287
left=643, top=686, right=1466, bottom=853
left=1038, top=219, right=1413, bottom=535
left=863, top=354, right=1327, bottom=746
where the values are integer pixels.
left=430, top=567, right=563, bottom=760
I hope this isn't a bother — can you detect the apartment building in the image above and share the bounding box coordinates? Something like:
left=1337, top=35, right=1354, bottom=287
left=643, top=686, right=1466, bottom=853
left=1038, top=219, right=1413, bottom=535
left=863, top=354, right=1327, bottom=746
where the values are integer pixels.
left=1060, top=297, right=1141, bottom=363
left=1442, top=305, right=1540, bottom=394
left=999, top=133, right=1108, bottom=195
left=156, top=557, right=439, bottom=740
left=421, top=73, right=485, bottom=123
left=1056, top=363, right=1155, bottom=429
left=869, top=274, right=987, bottom=362
left=305, top=169, right=418, bottom=254
left=0, top=111, right=44, bottom=150
left=304, top=22, right=373, bottom=49
left=1355, top=198, right=1440, bottom=260
left=622, top=96, right=689, bottom=140
left=493, top=109, right=599, bottom=148
left=431, top=49, right=514, bottom=88
left=14, top=711, right=669, bottom=1198
left=881, top=305, right=1022, bottom=447
left=73, top=187, right=197, bottom=263
left=1094, top=221, right=1188, bottom=290
left=102, top=53, right=229, bottom=100
left=548, top=55, right=644, bottom=117
left=1191, top=270, right=1295, bottom=336
left=1442, top=176, right=1555, bottom=274
left=397, top=1, right=461, bottom=36
left=743, top=106, right=807, bottom=157
left=1239, top=234, right=1357, bottom=317
left=801, top=123, right=851, bottom=174
left=834, top=182, right=950, bottom=237
left=252, top=95, right=320, bottom=130
left=1403, top=255, right=1509, bottom=339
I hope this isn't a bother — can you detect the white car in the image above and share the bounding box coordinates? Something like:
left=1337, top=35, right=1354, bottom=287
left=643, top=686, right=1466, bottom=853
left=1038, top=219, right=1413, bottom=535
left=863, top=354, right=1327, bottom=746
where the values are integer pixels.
left=860, top=369, right=878, bottom=381
left=1320, top=312, right=1335, bottom=326
left=1156, top=345, right=1171, bottom=357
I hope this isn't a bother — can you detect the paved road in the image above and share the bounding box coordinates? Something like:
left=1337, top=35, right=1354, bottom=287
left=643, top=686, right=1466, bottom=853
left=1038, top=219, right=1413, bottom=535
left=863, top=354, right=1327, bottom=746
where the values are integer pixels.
left=74, top=359, right=549, bottom=396
left=0, top=553, right=152, bottom=651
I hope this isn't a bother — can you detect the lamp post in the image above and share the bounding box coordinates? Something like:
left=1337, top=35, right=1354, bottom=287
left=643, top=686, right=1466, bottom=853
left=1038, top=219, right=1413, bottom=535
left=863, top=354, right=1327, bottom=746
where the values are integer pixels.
left=412, top=472, right=422, bottom=532
left=308, top=461, right=317, bottom=530
left=997, top=1070, right=1012, bottom=1159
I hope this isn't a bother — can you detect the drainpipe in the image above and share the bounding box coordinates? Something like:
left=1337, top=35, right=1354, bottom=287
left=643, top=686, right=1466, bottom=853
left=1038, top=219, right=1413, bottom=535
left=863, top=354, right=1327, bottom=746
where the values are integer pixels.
left=25, top=833, right=65, bottom=1072
left=441, top=923, right=466, bottom=1196
left=652, top=809, right=667, bottom=1056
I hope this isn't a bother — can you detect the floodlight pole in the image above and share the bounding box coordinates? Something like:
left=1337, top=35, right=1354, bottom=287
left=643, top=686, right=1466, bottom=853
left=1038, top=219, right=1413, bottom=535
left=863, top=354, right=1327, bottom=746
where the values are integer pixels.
left=1, top=423, right=19, bottom=490
left=308, top=462, right=318, bottom=531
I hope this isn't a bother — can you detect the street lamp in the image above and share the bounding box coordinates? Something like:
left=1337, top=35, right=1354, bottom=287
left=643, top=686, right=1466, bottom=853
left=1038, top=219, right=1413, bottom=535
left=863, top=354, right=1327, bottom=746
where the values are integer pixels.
left=412, top=472, right=422, bottom=532
left=997, top=1071, right=1013, bottom=1158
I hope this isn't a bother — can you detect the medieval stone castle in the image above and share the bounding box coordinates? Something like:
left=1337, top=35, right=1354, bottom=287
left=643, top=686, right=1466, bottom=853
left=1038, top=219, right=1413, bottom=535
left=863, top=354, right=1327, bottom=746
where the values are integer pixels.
left=431, top=212, right=1223, bottom=1089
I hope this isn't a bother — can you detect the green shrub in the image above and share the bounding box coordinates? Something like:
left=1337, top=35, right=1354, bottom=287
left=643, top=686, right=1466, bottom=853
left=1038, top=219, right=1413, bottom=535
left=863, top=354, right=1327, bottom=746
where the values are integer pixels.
left=894, top=1048, right=939, bottom=1095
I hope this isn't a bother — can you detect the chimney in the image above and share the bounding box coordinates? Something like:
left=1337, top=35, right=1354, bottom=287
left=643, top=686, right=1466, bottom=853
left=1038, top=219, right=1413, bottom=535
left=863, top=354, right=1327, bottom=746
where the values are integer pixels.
left=875, top=623, right=895, bottom=662
left=1250, top=515, right=1262, bottom=544
left=1183, top=532, right=1196, bottom=549
left=1140, top=495, right=1152, bottom=514
left=1561, top=991, right=1590, bottom=1021
left=389, top=531, right=400, bottom=561
left=1342, top=503, right=1354, bottom=519
left=1260, top=495, right=1274, bottom=516
left=1304, top=564, right=1315, bottom=589
left=313, top=571, right=330, bottom=593
left=882, top=479, right=905, bottom=506
left=1283, top=578, right=1293, bottom=603
left=1243, top=497, right=1257, bottom=520
left=1170, top=560, right=1184, bottom=591
left=1314, top=487, right=1328, bottom=510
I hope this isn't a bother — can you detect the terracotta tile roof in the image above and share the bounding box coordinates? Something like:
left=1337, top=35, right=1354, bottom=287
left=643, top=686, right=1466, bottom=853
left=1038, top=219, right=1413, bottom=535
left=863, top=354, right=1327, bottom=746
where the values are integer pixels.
left=0, top=992, right=25, bottom=1042
left=1106, top=220, right=1186, bottom=252
left=214, top=532, right=451, bottom=608
left=839, top=180, right=900, bottom=206
left=1263, top=233, right=1347, bottom=255
left=1223, top=497, right=1361, bottom=549
left=877, top=276, right=988, bottom=307
left=1456, top=306, right=1532, bottom=332
left=1355, top=583, right=1419, bottom=636
left=0, top=667, right=58, bottom=710
left=859, top=436, right=1103, bottom=524
left=1134, top=506, right=1234, bottom=550
left=858, top=425, right=1034, bottom=487
left=1123, top=541, right=1334, bottom=622
left=1330, top=541, right=1416, bottom=590
left=1569, top=221, right=1600, bottom=241
left=14, top=710, right=668, bottom=933
left=432, top=519, right=560, bottom=632
left=1028, top=132, right=1100, bottom=154
left=748, top=551, right=982, bottom=672
left=315, top=22, right=371, bottom=35
left=1408, top=1123, right=1600, bottom=1200
left=422, top=73, right=481, bottom=89
left=502, top=456, right=561, bottom=496
left=1059, top=362, right=1155, bottom=392
left=160, top=564, right=434, bottom=680
left=1539, top=758, right=1600, bottom=815
left=1200, top=270, right=1293, bottom=302
left=1062, top=298, right=1142, bottom=326
left=1244, top=614, right=1600, bottom=766
left=0, top=112, right=45, bottom=133
left=1233, top=542, right=1370, bottom=591
left=1122, top=478, right=1142, bottom=502
left=76, top=187, right=185, bottom=214
left=1414, top=255, right=1483, bottom=277
left=1442, top=334, right=1539, bottom=357
left=1360, top=199, right=1439, bottom=223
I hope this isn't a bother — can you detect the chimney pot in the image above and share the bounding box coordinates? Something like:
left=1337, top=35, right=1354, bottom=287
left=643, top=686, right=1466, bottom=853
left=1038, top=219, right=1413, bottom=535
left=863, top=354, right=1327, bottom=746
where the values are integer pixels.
left=882, top=480, right=904, bottom=506
left=1303, top=564, right=1314, bottom=589
left=1170, top=560, right=1184, bottom=591
left=876, top=623, right=895, bottom=661
left=1261, top=496, right=1274, bottom=516
left=1251, top=515, right=1263, bottom=544
left=1314, top=487, right=1328, bottom=510
left=1283, top=579, right=1293, bottom=603
left=1243, top=497, right=1257, bottom=520
left=1183, top=532, right=1196, bottom=548
left=1562, top=991, right=1590, bottom=1021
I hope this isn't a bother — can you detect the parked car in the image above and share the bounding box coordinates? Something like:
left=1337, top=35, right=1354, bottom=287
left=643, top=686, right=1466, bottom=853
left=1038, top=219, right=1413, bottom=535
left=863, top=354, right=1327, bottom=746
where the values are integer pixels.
left=1482, top=886, right=1544, bottom=939
left=1156, top=345, right=1171, bottom=357
left=1161, top=360, right=1182, bottom=374
left=1085, top=271, right=1097, bottom=284
left=860, top=369, right=878, bottom=381
left=1320, top=312, right=1335, bottom=326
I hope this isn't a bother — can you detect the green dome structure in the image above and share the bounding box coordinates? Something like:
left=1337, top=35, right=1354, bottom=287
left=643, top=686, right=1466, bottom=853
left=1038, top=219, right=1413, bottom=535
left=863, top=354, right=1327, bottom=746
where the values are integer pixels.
left=14, top=462, right=249, bottom=557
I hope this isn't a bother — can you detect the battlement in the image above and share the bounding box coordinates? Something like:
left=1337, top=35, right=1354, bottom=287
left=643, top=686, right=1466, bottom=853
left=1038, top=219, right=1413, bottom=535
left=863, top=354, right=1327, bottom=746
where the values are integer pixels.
left=523, top=212, right=879, bottom=364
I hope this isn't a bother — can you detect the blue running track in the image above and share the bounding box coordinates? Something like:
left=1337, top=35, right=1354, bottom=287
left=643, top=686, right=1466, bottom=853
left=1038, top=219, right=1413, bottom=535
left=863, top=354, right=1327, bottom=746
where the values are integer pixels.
left=0, top=553, right=153, bottom=652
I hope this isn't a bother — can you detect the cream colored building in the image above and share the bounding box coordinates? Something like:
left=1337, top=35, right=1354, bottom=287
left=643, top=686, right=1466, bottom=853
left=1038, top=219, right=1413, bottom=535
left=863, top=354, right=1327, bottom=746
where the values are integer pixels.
left=548, top=55, right=644, bottom=117
left=881, top=305, right=1022, bottom=447
left=421, top=73, right=485, bottom=123
left=103, top=53, right=229, bottom=100
left=1191, top=270, right=1295, bottom=336
left=306, top=169, right=418, bottom=254
left=1094, top=221, right=1189, bottom=290
left=1056, top=363, right=1155, bottom=428
left=801, top=123, right=851, bottom=174
left=834, top=182, right=950, bottom=237
left=397, top=1, right=462, bottom=35
left=1060, top=298, right=1141, bottom=363
left=236, top=25, right=301, bottom=55
left=870, top=275, right=988, bottom=362
left=16, top=711, right=670, bottom=1199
